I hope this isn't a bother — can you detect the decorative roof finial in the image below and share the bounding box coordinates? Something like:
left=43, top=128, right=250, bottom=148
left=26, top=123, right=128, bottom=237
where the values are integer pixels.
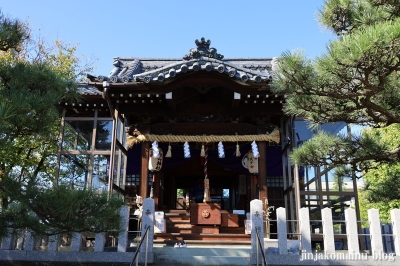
left=183, top=37, right=224, bottom=60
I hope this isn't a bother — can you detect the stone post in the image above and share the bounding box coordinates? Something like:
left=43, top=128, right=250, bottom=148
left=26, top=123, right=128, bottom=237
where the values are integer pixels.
left=276, top=207, right=288, bottom=254
left=345, top=208, right=359, bottom=254
left=390, top=209, right=400, bottom=256
left=321, top=207, right=335, bottom=254
left=94, top=233, right=106, bottom=252
left=368, top=208, right=383, bottom=256
left=47, top=234, right=59, bottom=251
left=24, top=230, right=35, bottom=251
left=15, top=230, right=25, bottom=250
left=1, top=228, right=14, bottom=250
left=299, top=207, right=312, bottom=253
left=70, top=233, right=82, bottom=251
left=250, top=199, right=264, bottom=265
left=139, top=198, right=154, bottom=264
left=117, top=205, right=130, bottom=252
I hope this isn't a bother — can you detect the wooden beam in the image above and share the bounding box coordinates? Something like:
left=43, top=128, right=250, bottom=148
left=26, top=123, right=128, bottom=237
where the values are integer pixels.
left=165, top=92, right=176, bottom=112
left=232, top=92, right=240, bottom=115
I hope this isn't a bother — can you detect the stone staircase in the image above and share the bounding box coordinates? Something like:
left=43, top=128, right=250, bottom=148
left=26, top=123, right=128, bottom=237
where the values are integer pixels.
left=153, top=244, right=251, bottom=266
left=154, top=210, right=251, bottom=245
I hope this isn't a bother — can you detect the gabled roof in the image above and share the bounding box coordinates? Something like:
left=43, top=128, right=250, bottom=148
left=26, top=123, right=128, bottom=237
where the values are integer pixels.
left=77, top=84, right=102, bottom=95
left=87, top=37, right=277, bottom=86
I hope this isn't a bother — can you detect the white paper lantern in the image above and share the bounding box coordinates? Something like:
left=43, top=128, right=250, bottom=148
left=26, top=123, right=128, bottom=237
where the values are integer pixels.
left=247, top=150, right=259, bottom=174
left=149, top=148, right=163, bottom=171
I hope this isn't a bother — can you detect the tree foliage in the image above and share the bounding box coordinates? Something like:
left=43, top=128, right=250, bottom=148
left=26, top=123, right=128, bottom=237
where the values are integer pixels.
left=0, top=11, right=123, bottom=239
left=273, top=0, right=400, bottom=173
left=358, top=124, right=400, bottom=221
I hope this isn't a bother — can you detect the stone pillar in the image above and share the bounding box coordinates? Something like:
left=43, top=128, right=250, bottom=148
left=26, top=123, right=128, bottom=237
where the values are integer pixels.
left=299, top=207, right=312, bottom=253
left=117, top=205, right=129, bottom=252
left=94, top=233, right=106, bottom=252
left=390, top=209, right=400, bottom=256
left=345, top=208, right=359, bottom=254
left=1, top=228, right=14, bottom=250
left=15, top=230, right=25, bottom=250
left=139, top=198, right=154, bottom=264
left=47, top=234, right=59, bottom=251
left=70, top=233, right=82, bottom=251
left=276, top=207, right=288, bottom=254
left=321, top=207, right=335, bottom=254
left=250, top=199, right=264, bottom=265
left=368, top=208, right=383, bottom=256
left=24, top=231, right=35, bottom=251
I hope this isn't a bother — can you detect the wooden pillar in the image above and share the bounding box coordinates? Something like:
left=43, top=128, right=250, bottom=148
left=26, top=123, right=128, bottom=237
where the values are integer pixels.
left=158, top=172, right=164, bottom=209
left=140, top=142, right=150, bottom=199
left=154, top=172, right=160, bottom=209
left=258, top=141, right=268, bottom=202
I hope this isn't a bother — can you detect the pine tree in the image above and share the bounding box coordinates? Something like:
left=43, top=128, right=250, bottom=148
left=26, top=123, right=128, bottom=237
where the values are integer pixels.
left=0, top=11, right=123, bottom=239
left=273, top=0, right=400, bottom=174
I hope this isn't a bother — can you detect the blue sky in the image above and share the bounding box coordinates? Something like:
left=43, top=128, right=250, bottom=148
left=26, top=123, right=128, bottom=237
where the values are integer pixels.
left=2, top=1, right=334, bottom=76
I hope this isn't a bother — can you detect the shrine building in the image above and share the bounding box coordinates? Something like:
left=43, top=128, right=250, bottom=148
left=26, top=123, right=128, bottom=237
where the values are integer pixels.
left=57, top=38, right=360, bottom=245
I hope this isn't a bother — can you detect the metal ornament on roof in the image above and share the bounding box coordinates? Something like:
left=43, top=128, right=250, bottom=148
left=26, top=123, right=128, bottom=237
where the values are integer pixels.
left=183, top=37, right=224, bottom=60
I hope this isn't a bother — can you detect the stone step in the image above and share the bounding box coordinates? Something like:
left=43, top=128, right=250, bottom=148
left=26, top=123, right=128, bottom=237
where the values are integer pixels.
left=154, top=245, right=250, bottom=256
left=154, top=239, right=251, bottom=246
left=166, top=215, right=190, bottom=221
left=165, top=223, right=247, bottom=234
left=167, top=224, right=193, bottom=229
left=153, top=246, right=250, bottom=266
left=154, top=233, right=251, bottom=242
left=166, top=219, right=191, bottom=225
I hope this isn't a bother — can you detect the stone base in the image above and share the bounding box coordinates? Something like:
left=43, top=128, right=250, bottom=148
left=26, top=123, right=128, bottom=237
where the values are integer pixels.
left=138, top=251, right=154, bottom=264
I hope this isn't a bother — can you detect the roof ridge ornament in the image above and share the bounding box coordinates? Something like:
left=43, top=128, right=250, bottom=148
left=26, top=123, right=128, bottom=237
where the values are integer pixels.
left=183, top=37, right=224, bottom=60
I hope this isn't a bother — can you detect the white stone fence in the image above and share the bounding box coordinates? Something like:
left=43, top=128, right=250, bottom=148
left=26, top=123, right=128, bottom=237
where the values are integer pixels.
left=249, top=202, right=400, bottom=257
left=0, top=198, right=155, bottom=264
left=2, top=199, right=400, bottom=264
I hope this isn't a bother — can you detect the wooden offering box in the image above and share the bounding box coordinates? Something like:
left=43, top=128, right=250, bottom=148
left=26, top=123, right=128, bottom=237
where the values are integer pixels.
left=190, top=203, right=221, bottom=225
left=221, top=212, right=239, bottom=227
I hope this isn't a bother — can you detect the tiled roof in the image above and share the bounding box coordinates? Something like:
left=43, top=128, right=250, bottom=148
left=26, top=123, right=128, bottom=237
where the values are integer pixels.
left=77, top=84, right=102, bottom=95
left=87, top=38, right=278, bottom=85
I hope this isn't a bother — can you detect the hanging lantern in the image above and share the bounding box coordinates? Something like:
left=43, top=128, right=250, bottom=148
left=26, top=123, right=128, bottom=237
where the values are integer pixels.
left=183, top=142, right=191, bottom=158
left=218, top=141, right=225, bottom=158
left=165, top=143, right=172, bottom=158
left=247, top=150, right=259, bottom=174
left=251, top=140, right=260, bottom=158
left=149, top=147, right=163, bottom=171
left=235, top=143, right=241, bottom=157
